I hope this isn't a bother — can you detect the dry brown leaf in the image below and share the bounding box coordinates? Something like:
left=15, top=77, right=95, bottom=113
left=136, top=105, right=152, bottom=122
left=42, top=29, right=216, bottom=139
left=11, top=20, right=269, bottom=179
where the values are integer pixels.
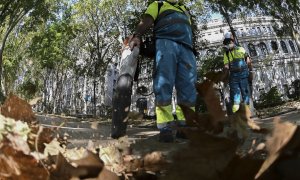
left=50, top=153, right=76, bottom=180
left=196, top=81, right=226, bottom=124
left=179, top=105, right=223, bottom=133
left=0, top=94, right=36, bottom=123
left=255, top=118, right=298, bottom=179
left=229, top=113, right=249, bottom=140
left=27, top=125, right=54, bottom=153
left=221, top=155, right=264, bottom=180
left=255, top=143, right=266, bottom=152
left=228, top=104, right=261, bottom=140
left=90, top=121, right=99, bottom=130
left=50, top=151, right=104, bottom=180
left=44, top=138, right=65, bottom=156
left=165, top=130, right=237, bottom=180
left=0, top=145, right=48, bottom=180
left=100, top=146, right=123, bottom=166
left=6, top=134, right=31, bottom=155
left=204, top=71, right=225, bottom=83
left=124, top=157, right=143, bottom=173
left=71, top=150, right=104, bottom=179
left=143, top=151, right=167, bottom=172
left=180, top=81, right=225, bottom=134
left=0, top=154, right=21, bottom=176
left=97, top=168, right=119, bottom=180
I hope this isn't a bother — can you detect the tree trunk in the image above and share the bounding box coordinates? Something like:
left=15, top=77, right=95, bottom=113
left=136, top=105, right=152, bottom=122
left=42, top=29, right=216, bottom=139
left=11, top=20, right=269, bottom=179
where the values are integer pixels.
left=83, top=74, right=87, bottom=114
left=71, top=76, right=78, bottom=115
left=93, top=78, right=97, bottom=117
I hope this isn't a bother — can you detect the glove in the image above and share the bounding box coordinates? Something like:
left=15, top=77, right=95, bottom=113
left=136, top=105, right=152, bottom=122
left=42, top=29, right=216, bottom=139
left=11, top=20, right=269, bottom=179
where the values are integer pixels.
left=128, top=34, right=141, bottom=50
left=221, top=68, right=230, bottom=85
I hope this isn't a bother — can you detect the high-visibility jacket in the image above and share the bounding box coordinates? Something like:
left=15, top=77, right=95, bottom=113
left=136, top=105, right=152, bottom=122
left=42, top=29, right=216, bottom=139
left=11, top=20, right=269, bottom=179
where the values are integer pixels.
left=145, top=1, right=193, bottom=49
left=223, top=46, right=249, bottom=79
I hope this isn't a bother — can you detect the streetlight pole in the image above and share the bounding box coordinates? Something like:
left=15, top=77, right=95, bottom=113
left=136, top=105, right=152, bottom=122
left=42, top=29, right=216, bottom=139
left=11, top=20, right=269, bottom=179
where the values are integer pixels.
left=219, top=5, right=239, bottom=45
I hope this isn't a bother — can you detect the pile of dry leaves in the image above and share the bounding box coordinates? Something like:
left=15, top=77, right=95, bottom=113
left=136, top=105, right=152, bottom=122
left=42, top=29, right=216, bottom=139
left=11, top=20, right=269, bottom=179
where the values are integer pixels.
left=1, top=74, right=300, bottom=180
left=0, top=94, right=168, bottom=180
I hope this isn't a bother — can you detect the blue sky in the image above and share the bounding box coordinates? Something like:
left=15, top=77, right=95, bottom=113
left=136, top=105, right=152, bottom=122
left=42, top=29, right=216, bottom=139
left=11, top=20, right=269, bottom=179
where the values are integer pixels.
left=211, top=13, right=222, bottom=20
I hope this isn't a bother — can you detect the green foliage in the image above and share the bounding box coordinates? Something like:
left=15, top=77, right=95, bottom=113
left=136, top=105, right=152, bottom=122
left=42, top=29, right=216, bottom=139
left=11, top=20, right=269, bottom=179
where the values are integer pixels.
left=0, top=0, right=56, bottom=88
left=28, top=5, right=78, bottom=70
left=198, top=48, right=224, bottom=80
left=73, top=0, right=126, bottom=78
left=285, top=79, right=300, bottom=100
left=3, top=43, right=22, bottom=90
left=17, top=80, right=39, bottom=100
left=254, top=86, right=284, bottom=109
left=0, top=90, right=6, bottom=104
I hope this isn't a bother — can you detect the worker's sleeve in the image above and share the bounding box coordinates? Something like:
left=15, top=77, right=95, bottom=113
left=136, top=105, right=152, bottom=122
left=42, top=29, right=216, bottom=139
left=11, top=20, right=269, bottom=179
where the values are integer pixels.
left=144, top=2, right=159, bottom=21
left=179, top=5, right=191, bottom=24
left=223, top=53, right=229, bottom=64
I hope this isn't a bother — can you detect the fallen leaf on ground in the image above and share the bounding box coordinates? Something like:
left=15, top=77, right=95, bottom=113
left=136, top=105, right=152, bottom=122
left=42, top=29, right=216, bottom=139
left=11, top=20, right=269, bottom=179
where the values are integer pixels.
left=0, top=145, right=48, bottom=180
left=196, top=81, right=226, bottom=124
left=0, top=94, right=36, bottom=123
left=143, top=151, right=167, bottom=172
left=255, top=117, right=298, bottom=179
left=97, top=168, right=119, bottom=180
left=90, top=121, right=98, bottom=130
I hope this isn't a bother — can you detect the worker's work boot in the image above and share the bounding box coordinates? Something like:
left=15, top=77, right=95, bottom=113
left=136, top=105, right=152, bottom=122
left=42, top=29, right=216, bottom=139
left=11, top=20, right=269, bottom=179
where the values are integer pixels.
left=175, top=122, right=188, bottom=139
left=159, top=126, right=174, bottom=143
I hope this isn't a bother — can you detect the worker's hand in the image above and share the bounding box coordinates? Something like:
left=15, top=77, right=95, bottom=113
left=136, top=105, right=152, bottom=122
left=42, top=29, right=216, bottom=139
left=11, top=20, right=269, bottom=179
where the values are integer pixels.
left=128, top=34, right=141, bottom=50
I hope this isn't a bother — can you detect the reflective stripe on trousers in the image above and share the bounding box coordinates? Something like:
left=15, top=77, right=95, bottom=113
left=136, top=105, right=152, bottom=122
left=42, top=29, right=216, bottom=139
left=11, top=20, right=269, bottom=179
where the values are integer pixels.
left=230, top=77, right=250, bottom=112
left=156, top=105, right=195, bottom=128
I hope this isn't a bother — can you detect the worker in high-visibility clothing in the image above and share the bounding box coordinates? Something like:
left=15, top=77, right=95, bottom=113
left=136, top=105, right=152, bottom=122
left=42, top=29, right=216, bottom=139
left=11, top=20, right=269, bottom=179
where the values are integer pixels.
left=222, top=32, right=253, bottom=113
left=129, top=0, right=197, bottom=142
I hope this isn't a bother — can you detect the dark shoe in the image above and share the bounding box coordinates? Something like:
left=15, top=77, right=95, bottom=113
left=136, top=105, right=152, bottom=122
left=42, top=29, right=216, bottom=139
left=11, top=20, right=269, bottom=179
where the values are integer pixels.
left=111, top=132, right=126, bottom=139
left=111, top=126, right=126, bottom=139
left=176, top=130, right=187, bottom=139
left=159, top=128, right=174, bottom=143
left=175, top=123, right=188, bottom=139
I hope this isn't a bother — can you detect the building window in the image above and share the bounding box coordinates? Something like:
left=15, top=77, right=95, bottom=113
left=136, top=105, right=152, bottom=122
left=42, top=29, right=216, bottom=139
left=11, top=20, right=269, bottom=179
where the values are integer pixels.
left=263, top=27, right=267, bottom=33
left=257, top=27, right=261, bottom=34
left=280, top=40, right=288, bottom=53
left=248, top=43, right=257, bottom=57
left=107, top=70, right=112, bottom=76
left=251, top=27, right=256, bottom=35
left=235, top=29, right=241, bottom=37
left=289, top=40, right=296, bottom=52
left=271, top=41, right=279, bottom=53
left=259, top=42, right=268, bottom=56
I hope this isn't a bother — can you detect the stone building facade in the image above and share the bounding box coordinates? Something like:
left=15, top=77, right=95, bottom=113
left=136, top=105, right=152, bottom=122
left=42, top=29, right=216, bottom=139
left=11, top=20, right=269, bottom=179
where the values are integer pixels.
left=107, top=16, right=300, bottom=117
left=199, top=16, right=300, bottom=102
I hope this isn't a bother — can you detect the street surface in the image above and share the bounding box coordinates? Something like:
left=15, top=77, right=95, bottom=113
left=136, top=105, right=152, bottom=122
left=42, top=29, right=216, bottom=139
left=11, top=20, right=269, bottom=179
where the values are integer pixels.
left=36, top=110, right=300, bottom=150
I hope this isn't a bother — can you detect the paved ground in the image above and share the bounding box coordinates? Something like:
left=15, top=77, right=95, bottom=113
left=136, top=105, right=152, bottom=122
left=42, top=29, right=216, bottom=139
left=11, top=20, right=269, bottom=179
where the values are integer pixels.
left=254, top=110, right=300, bottom=128
left=36, top=110, right=300, bottom=150
left=36, top=114, right=159, bottom=148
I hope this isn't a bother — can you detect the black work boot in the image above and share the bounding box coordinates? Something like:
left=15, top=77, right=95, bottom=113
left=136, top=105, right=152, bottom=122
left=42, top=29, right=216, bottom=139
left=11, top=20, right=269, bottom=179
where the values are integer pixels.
left=175, top=121, right=188, bottom=139
left=159, top=127, right=174, bottom=143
